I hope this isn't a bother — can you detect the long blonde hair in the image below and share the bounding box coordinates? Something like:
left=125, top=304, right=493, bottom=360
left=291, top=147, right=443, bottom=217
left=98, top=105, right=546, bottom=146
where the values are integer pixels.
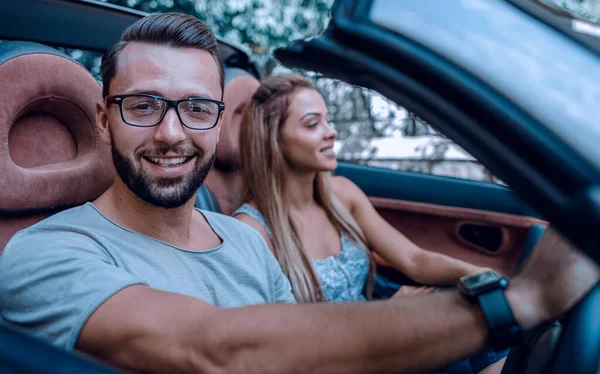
left=239, top=74, right=375, bottom=303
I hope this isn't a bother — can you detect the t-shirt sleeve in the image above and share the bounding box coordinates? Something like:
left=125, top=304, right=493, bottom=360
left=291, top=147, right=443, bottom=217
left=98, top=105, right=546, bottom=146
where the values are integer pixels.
left=271, top=259, right=297, bottom=304
left=258, top=237, right=296, bottom=304
left=229, top=215, right=297, bottom=305
left=0, top=228, right=148, bottom=351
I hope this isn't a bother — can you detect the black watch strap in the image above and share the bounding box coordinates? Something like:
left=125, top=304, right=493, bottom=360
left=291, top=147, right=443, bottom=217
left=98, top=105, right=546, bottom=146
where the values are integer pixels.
left=478, top=288, right=523, bottom=350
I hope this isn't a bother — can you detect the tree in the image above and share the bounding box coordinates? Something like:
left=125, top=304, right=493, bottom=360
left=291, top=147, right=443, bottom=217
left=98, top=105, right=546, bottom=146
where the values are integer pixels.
left=75, top=0, right=599, bottom=184
left=96, top=0, right=428, bottom=162
left=102, top=0, right=334, bottom=77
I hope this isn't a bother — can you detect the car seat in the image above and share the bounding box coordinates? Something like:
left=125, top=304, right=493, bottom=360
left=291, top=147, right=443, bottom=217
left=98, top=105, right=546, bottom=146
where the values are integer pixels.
left=0, top=41, right=114, bottom=252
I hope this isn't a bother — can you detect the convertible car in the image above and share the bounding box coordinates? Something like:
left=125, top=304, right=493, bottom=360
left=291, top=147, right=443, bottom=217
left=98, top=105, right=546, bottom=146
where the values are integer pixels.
left=0, top=0, right=599, bottom=373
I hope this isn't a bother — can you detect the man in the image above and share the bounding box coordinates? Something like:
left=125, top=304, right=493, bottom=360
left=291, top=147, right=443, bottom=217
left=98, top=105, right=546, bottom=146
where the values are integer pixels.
left=0, top=12, right=597, bottom=374
left=203, top=67, right=260, bottom=215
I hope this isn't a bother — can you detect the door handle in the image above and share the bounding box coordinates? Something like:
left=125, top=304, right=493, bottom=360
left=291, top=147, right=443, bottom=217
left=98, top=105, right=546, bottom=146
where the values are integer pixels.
left=458, top=223, right=504, bottom=252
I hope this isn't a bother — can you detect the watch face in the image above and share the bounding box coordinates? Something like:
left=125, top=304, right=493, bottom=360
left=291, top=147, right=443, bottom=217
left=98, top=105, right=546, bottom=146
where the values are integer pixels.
left=458, top=270, right=508, bottom=296
left=461, top=270, right=500, bottom=288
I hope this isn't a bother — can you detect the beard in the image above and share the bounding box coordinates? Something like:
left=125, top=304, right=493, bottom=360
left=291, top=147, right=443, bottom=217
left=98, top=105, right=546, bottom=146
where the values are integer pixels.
left=110, top=137, right=215, bottom=209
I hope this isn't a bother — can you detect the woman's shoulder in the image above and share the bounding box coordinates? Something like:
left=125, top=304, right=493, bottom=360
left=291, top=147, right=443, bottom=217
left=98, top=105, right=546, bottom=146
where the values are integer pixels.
left=331, top=175, right=361, bottom=190
left=234, top=201, right=259, bottom=213
left=234, top=201, right=274, bottom=250
left=331, top=176, right=362, bottom=207
left=234, top=202, right=271, bottom=233
left=234, top=201, right=262, bottom=220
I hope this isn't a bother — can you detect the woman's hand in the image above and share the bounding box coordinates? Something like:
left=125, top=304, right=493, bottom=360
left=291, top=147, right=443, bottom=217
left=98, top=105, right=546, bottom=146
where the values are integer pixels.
left=391, top=286, right=438, bottom=298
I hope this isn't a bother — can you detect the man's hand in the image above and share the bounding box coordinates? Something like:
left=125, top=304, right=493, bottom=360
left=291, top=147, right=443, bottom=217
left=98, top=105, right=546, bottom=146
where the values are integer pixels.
left=507, top=227, right=600, bottom=330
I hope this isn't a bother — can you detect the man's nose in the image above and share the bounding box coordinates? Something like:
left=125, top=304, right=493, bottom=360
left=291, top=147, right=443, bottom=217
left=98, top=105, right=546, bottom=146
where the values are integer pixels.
left=153, top=107, right=187, bottom=144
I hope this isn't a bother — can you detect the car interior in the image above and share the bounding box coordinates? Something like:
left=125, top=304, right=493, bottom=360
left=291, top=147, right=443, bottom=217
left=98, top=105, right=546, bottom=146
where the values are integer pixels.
left=0, top=0, right=598, bottom=373
left=0, top=41, right=114, bottom=251
left=0, top=40, right=120, bottom=373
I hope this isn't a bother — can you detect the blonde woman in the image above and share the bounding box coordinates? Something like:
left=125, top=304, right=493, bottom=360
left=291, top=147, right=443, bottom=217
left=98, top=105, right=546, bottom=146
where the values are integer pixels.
left=233, top=74, right=509, bottom=373
left=233, top=74, right=486, bottom=303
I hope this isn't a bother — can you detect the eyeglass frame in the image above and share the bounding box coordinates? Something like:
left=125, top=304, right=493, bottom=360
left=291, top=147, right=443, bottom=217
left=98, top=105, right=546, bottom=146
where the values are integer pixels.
left=105, top=93, right=225, bottom=130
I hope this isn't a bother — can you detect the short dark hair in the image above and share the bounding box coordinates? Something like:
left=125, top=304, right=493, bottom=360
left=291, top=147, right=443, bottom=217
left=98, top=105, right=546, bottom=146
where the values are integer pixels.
left=100, top=12, right=225, bottom=98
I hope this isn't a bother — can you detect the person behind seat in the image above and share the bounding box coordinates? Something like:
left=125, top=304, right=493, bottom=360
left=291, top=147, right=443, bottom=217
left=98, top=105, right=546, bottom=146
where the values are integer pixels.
left=0, top=12, right=597, bottom=374
left=235, top=74, right=486, bottom=303
left=203, top=68, right=260, bottom=215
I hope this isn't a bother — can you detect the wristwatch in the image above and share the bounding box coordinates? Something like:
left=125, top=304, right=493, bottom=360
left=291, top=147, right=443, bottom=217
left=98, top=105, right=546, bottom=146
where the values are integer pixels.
left=457, top=269, right=523, bottom=350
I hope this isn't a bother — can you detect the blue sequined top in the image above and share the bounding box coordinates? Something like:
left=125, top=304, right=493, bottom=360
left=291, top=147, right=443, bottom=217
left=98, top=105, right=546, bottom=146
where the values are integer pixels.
left=234, top=204, right=370, bottom=302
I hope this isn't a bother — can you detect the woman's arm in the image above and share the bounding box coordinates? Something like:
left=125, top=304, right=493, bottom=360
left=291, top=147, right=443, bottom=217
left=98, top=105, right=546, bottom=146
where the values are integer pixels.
left=332, top=177, right=483, bottom=286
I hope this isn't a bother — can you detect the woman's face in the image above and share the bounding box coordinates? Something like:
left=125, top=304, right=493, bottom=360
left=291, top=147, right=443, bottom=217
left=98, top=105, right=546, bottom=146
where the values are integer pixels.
left=280, top=88, right=338, bottom=172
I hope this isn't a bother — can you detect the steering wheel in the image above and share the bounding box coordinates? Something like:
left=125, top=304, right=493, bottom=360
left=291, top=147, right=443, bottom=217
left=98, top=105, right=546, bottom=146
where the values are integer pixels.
left=548, top=282, right=600, bottom=374
left=501, top=282, right=600, bottom=374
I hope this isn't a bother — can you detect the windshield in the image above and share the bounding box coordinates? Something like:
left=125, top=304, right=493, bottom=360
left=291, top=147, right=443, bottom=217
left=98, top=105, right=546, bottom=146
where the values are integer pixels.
left=510, top=0, right=600, bottom=54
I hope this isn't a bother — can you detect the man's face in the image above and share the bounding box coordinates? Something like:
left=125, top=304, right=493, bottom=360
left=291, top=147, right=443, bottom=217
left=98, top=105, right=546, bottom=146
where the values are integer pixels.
left=99, top=43, right=223, bottom=208
left=214, top=75, right=259, bottom=172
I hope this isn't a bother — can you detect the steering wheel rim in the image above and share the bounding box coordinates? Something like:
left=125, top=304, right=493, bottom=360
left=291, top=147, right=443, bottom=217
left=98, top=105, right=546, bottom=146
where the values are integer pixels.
left=548, top=282, right=600, bottom=374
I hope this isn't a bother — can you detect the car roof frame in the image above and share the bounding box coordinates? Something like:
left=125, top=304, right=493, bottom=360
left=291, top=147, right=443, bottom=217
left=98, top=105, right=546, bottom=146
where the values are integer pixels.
left=0, top=0, right=262, bottom=80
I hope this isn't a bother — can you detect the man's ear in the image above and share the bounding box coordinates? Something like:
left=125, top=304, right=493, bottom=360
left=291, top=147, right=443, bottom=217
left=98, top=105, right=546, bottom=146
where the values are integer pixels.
left=215, top=110, right=224, bottom=142
left=96, top=102, right=111, bottom=146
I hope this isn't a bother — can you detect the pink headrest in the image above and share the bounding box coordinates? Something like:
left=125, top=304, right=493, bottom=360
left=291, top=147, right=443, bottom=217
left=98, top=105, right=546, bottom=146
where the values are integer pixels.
left=0, top=42, right=114, bottom=214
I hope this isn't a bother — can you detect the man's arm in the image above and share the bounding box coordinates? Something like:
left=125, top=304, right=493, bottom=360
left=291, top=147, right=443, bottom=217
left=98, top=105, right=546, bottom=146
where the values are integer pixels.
left=78, top=285, right=490, bottom=374
left=79, top=224, right=600, bottom=374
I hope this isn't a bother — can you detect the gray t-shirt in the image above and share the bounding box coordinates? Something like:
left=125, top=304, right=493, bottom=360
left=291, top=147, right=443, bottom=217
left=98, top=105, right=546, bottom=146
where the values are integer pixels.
left=0, top=203, right=295, bottom=351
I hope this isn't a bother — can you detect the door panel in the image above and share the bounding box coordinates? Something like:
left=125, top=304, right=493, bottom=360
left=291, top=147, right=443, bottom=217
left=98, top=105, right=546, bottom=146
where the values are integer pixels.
left=370, top=197, right=546, bottom=275
left=334, top=162, right=547, bottom=293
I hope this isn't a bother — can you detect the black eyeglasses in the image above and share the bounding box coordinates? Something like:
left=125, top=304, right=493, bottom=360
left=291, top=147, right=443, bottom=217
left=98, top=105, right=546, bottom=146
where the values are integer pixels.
left=105, top=94, right=225, bottom=130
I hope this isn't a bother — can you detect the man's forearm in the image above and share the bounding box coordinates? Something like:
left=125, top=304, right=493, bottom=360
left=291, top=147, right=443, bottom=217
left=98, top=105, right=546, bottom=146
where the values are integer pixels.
left=78, top=227, right=600, bottom=374
left=203, top=291, right=489, bottom=373
left=78, top=286, right=492, bottom=374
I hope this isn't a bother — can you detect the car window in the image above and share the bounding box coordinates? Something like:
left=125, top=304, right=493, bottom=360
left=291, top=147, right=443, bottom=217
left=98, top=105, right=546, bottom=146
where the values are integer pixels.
left=309, top=75, right=505, bottom=185
left=57, top=47, right=102, bottom=82
left=0, top=40, right=102, bottom=82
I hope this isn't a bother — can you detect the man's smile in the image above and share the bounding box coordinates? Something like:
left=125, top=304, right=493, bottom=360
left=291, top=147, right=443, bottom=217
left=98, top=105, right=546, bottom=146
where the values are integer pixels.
left=141, top=154, right=198, bottom=176
left=143, top=155, right=195, bottom=167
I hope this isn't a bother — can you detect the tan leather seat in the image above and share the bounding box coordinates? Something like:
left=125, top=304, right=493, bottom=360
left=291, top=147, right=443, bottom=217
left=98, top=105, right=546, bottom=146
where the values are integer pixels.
left=0, top=41, right=114, bottom=252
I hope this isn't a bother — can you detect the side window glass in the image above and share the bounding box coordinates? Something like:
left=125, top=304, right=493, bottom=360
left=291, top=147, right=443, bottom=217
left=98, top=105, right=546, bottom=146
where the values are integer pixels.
left=310, top=75, right=504, bottom=185
left=57, top=48, right=102, bottom=83
left=0, top=40, right=102, bottom=83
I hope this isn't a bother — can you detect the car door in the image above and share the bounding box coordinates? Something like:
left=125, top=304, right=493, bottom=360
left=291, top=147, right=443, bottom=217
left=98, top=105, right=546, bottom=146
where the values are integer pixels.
left=274, top=0, right=563, bottom=292
left=335, top=162, right=546, bottom=287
